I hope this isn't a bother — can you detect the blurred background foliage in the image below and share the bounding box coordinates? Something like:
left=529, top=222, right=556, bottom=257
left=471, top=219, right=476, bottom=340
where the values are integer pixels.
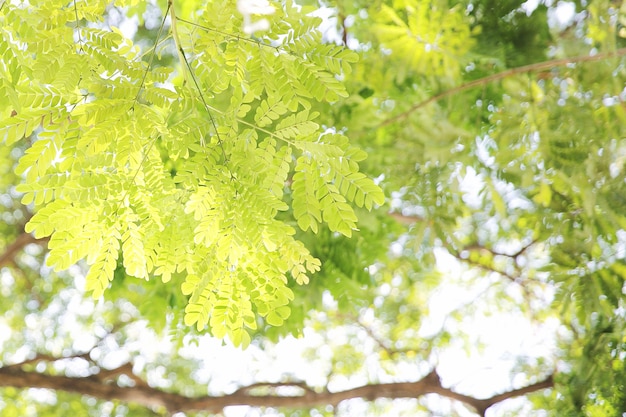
left=3, top=0, right=626, bottom=416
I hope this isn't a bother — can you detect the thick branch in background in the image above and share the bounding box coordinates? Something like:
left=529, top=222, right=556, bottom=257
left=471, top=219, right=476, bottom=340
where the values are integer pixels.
left=388, top=211, right=427, bottom=225
left=0, top=361, right=553, bottom=416
left=0, top=232, right=47, bottom=268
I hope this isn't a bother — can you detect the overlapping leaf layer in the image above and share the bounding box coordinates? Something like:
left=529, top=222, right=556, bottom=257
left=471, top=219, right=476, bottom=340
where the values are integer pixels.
left=0, top=0, right=383, bottom=346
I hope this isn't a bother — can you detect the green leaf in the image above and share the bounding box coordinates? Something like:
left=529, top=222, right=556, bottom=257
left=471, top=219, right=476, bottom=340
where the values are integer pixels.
left=85, top=230, right=121, bottom=299
left=274, top=110, right=319, bottom=140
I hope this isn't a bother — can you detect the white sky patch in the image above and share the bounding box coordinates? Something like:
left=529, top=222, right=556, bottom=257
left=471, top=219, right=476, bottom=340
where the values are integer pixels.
left=237, top=0, right=275, bottom=35
left=523, top=0, right=577, bottom=31
left=118, top=14, right=139, bottom=39
left=548, top=1, right=577, bottom=29
left=0, top=321, right=12, bottom=348
left=418, top=247, right=559, bottom=408
left=460, top=166, right=484, bottom=208
left=309, top=6, right=342, bottom=44
left=521, top=0, right=540, bottom=15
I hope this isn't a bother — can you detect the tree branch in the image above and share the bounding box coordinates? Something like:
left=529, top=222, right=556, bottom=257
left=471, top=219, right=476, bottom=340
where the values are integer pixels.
left=463, top=240, right=538, bottom=261
left=0, top=232, right=47, bottom=268
left=354, top=316, right=422, bottom=358
left=0, top=363, right=553, bottom=415
left=233, top=381, right=316, bottom=395
left=448, top=247, right=520, bottom=283
left=484, top=374, right=554, bottom=407
left=380, top=47, right=626, bottom=127
left=95, top=362, right=148, bottom=387
left=388, top=211, right=428, bottom=226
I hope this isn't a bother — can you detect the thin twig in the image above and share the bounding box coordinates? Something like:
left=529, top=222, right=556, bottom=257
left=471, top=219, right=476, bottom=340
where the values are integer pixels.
left=113, top=2, right=171, bottom=219
left=170, top=1, right=227, bottom=160
left=448, top=247, right=519, bottom=283
left=73, top=0, right=85, bottom=52
left=463, top=239, right=537, bottom=261
left=176, top=17, right=280, bottom=53
left=133, top=1, right=170, bottom=106
left=380, top=47, right=626, bottom=127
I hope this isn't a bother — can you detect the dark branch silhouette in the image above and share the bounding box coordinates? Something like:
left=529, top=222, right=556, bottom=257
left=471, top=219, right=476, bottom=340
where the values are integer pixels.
left=0, top=358, right=553, bottom=415
left=0, top=232, right=47, bottom=268
left=388, top=211, right=428, bottom=225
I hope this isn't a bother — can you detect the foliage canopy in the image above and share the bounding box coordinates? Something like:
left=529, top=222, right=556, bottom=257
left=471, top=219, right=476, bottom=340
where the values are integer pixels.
left=0, top=0, right=384, bottom=347
left=2, top=0, right=626, bottom=416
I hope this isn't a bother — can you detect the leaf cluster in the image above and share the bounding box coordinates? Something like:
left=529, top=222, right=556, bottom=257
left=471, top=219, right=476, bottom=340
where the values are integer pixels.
left=0, top=0, right=383, bottom=346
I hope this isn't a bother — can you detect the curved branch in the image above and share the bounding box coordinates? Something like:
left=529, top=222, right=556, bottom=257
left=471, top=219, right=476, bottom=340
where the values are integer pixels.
left=0, top=363, right=553, bottom=415
left=388, top=211, right=427, bottom=225
left=0, top=232, right=48, bottom=268
left=233, top=381, right=316, bottom=395
left=380, top=47, right=626, bottom=127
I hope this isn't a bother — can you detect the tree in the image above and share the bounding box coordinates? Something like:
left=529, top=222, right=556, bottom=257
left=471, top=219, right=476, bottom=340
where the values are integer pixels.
left=1, top=0, right=626, bottom=415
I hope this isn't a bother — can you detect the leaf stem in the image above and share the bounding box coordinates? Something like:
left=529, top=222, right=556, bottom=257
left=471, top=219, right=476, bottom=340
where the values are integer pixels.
left=177, top=17, right=280, bottom=53
left=168, top=0, right=190, bottom=87
left=133, top=1, right=170, bottom=107
left=169, top=0, right=229, bottom=162
left=73, top=0, right=84, bottom=52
